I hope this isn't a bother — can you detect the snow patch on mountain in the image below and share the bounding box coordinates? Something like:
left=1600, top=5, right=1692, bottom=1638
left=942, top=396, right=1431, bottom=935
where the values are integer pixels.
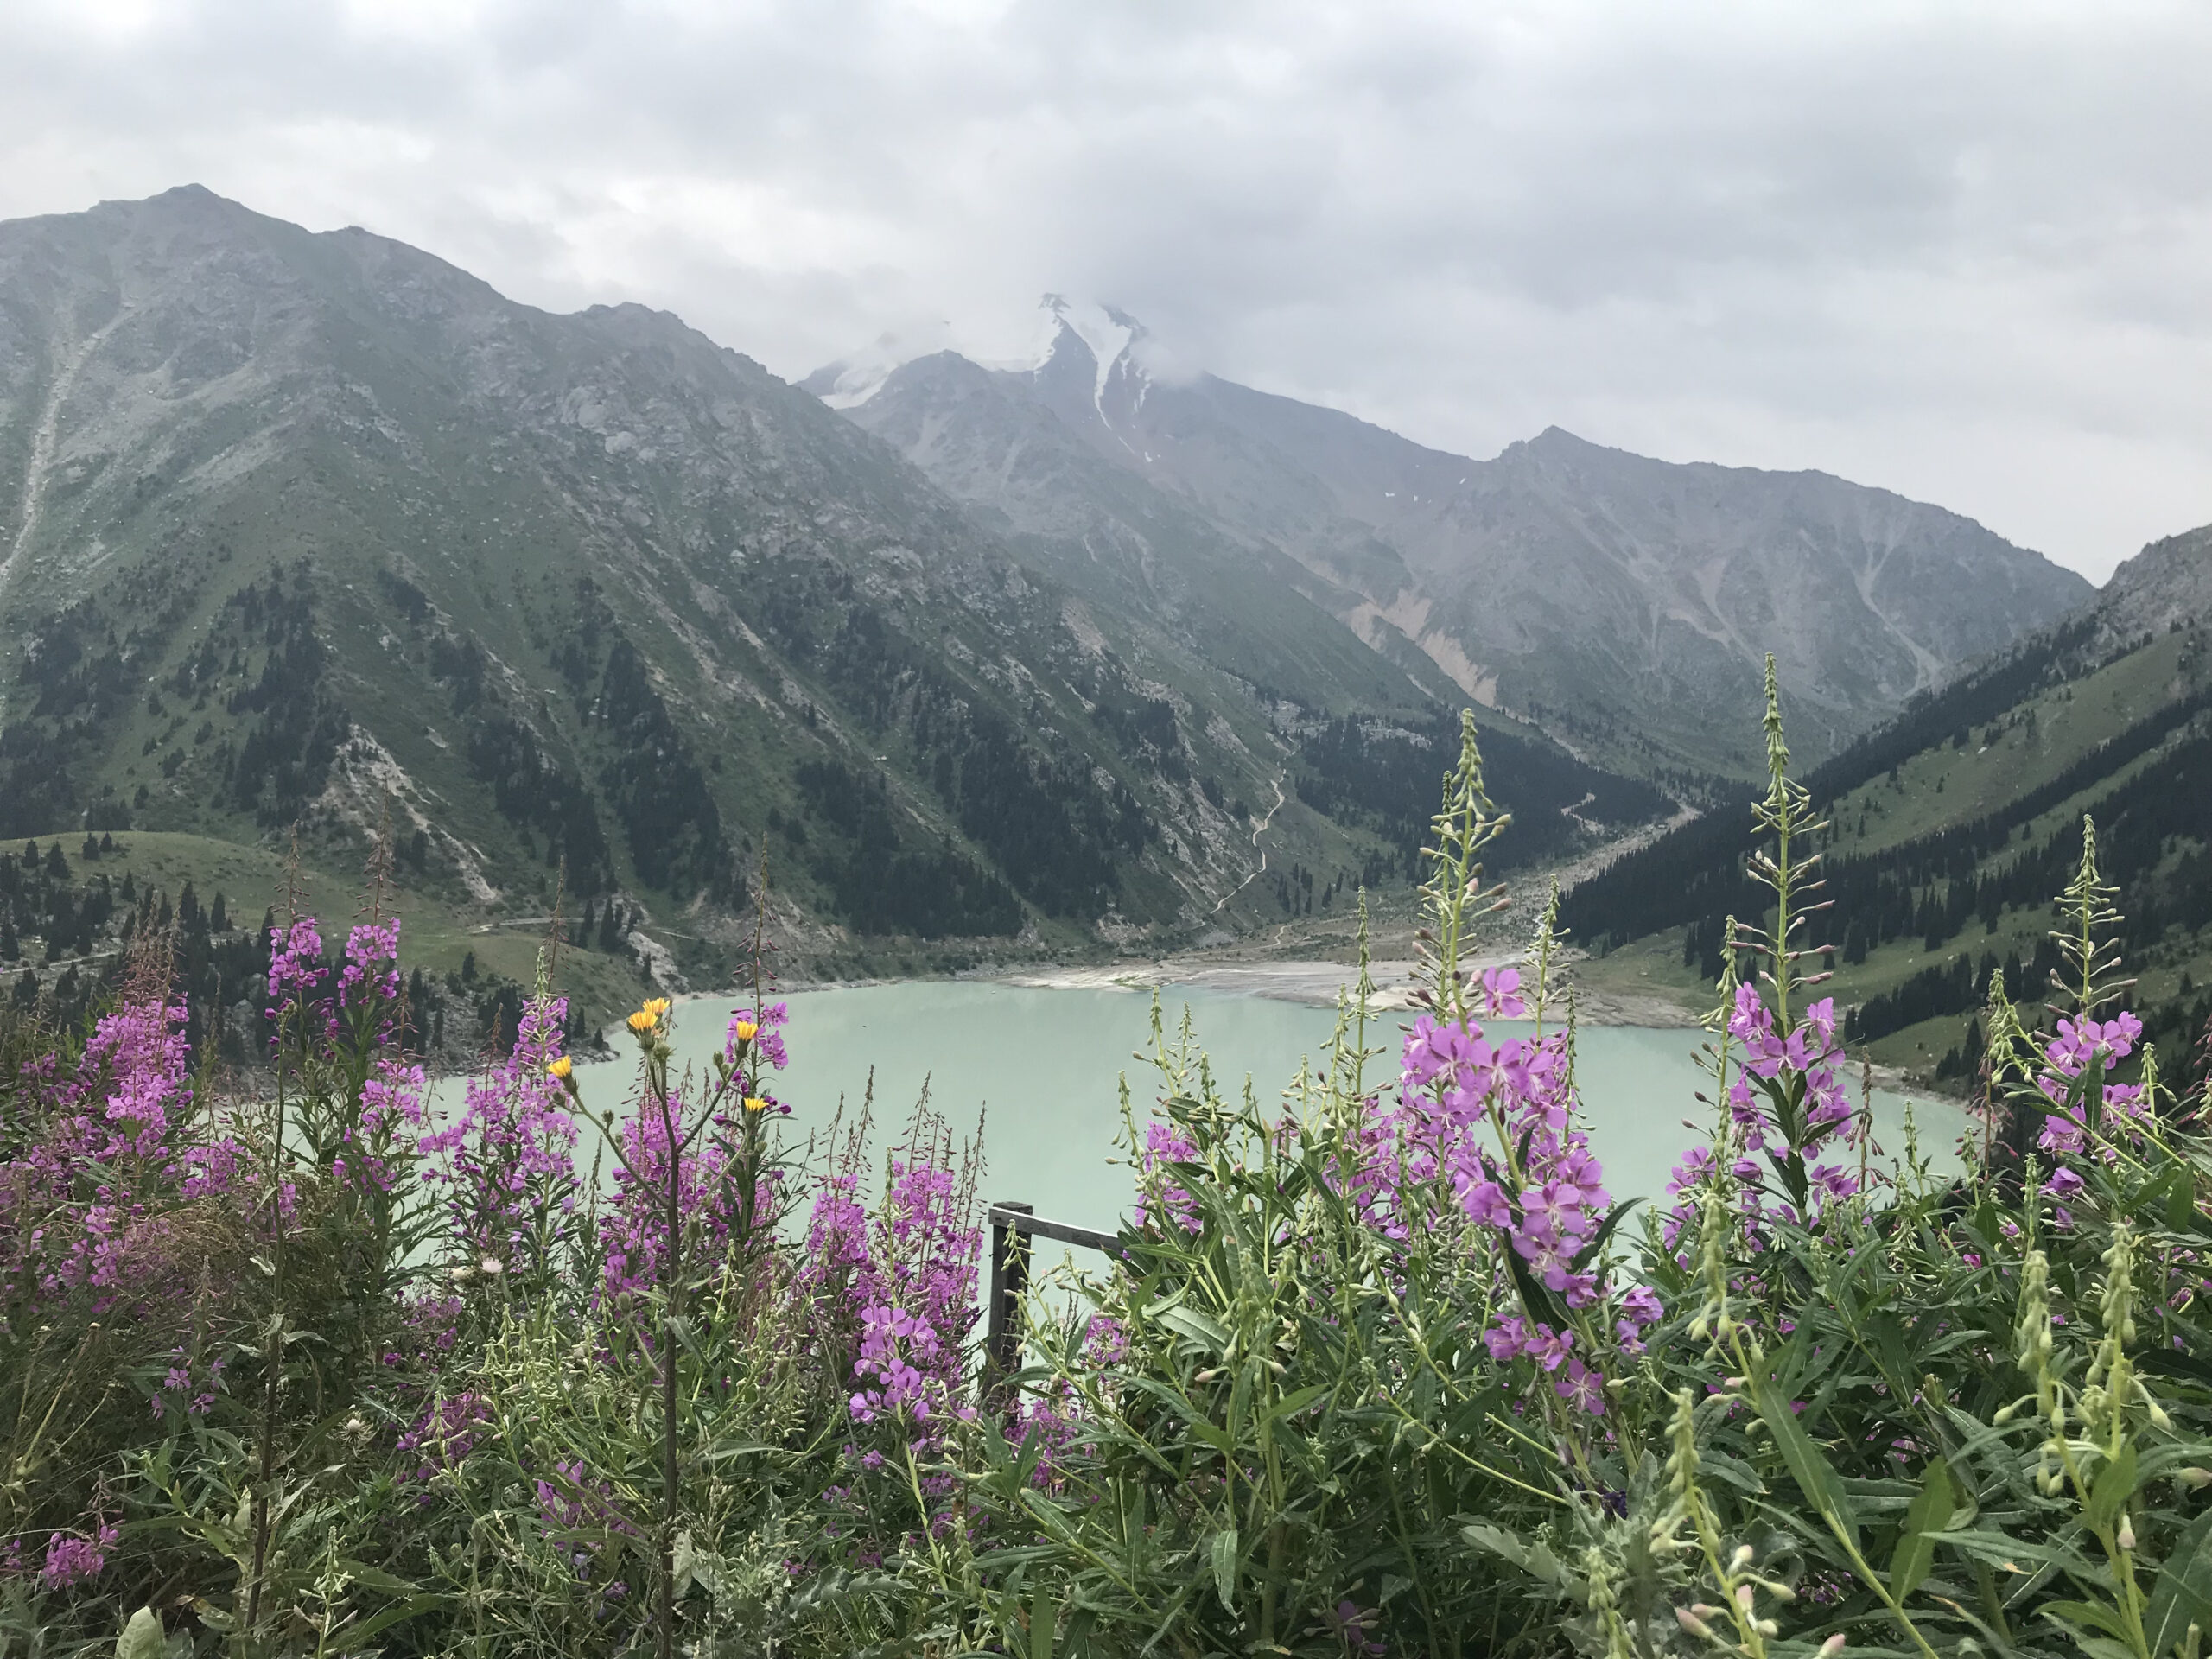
left=1037, top=295, right=1145, bottom=416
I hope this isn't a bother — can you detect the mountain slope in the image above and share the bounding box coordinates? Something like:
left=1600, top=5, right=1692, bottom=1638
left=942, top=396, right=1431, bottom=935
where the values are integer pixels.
left=825, top=302, right=2093, bottom=779
left=1562, top=523, right=2212, bottom=1088
left=0, top=188, right=1666, bottom=988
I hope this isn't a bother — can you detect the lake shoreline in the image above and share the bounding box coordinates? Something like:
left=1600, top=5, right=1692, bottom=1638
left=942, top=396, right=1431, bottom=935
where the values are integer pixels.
left=757, top=953, right=1707, bottom=1029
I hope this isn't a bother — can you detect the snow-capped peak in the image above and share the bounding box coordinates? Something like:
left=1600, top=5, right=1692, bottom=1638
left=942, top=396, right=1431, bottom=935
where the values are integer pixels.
left=1028, top=295, right=1154, bottom=435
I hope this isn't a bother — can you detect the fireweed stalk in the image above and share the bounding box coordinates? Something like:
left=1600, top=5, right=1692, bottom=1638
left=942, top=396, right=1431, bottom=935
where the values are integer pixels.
left=556, top=991, right=783, bottom=1659
left=10, top=667, right=2212, bottom=1656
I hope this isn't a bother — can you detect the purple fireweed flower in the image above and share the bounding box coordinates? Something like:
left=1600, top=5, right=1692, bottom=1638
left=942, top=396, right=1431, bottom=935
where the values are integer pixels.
left=1463, top=1178, right=1513, bottom=1230
left=266, top=918, right=329, bottom=1039
left=1133, top=1121, right=1202, bottom=1235
left=1554, top=1356, right=1606, bottom=1417
left=1477, top=966, right=1527, bottom=1020
left=339, top=918, right=403, bottom=1011
left=39, top=1521, right=117, bottom=1590
left=420, top=994, right=578, bottom=1262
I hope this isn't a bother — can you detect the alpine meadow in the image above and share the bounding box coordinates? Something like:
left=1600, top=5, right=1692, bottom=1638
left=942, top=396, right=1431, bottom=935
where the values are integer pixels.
left=2, top=183, right=2211, bottom=1659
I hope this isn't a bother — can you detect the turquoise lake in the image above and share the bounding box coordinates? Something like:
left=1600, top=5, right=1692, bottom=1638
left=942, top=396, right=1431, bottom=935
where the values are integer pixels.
left=550, top=979, right=1967, bottom=1242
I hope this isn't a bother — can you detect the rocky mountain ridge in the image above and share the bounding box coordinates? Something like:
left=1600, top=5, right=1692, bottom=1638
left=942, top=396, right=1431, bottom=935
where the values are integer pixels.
left=1560, top=518, right=2212, bottom=1090
left=826, top=302, right=2094, bottom=778
left=0, top=188, right=1660, bottom=988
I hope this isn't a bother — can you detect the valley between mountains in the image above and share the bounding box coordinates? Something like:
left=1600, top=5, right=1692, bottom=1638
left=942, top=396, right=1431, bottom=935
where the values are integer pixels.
left=4, top=184, right=2188, bottom=1090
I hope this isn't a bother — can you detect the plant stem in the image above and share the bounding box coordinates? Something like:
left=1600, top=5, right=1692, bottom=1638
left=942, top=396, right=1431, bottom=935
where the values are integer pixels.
left=657, top=1052, right=680, bottom=1659
left=246, top=1047, right=289, bottom=1637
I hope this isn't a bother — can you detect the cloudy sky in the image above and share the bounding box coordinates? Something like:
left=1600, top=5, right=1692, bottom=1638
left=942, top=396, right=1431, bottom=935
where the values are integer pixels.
left=3, top=0, right=2206, bottom=580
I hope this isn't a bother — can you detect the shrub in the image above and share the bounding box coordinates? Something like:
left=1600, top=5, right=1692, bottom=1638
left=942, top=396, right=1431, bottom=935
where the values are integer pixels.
left=1, top=658, right=2208, bottom=1657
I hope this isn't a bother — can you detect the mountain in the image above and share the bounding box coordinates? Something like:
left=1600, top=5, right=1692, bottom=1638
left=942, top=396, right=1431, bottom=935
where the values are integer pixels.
left=1560, top=522, right=2212, bottom=1090
left=824, top=300, right=2094, bottom=779
left=0, top=188, right=1667, bottom=993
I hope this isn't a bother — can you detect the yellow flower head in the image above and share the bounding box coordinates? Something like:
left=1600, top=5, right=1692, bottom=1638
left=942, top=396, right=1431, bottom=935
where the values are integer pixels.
left=645, top=997, right=670, bottom=1019
left=547, top=1056, right=574, bottom=1081
left=627, top=1009, right=657, bottom=1034
left=742, top=1096, right=769, bottom=1114
left=731, top=1019, right=759, bottom=1046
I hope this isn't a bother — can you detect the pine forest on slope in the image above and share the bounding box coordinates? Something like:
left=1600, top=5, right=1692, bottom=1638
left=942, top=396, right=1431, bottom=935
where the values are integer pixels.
left=1566, top=524, right=2212, bottom=1093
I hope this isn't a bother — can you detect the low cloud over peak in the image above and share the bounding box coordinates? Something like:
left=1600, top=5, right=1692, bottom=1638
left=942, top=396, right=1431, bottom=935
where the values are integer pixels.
left=3, top=0, right=2206, bottom=578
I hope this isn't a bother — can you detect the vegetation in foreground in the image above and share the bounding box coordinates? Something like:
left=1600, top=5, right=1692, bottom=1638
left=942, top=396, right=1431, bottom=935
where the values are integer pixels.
left=3, top=668, right=2211, bottom=1656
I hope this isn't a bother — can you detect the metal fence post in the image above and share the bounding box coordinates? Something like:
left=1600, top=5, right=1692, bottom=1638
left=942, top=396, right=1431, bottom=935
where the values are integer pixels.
left=984, top=1200, right=1033, bottom=1412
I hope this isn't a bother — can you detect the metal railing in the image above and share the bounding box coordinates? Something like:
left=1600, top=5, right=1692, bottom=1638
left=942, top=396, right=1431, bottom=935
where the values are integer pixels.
left=982, top=1200, right=1122, bottom=1409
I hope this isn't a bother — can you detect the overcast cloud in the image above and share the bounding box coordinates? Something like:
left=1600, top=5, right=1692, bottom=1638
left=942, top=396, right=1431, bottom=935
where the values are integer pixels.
left=3, top=0, right=2207, bottom=579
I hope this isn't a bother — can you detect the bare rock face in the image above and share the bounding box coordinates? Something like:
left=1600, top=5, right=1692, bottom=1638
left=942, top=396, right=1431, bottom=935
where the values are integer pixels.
left=837, top=304, right=2094, bottom=777
left=2100, top=524, right=2212, bottom=640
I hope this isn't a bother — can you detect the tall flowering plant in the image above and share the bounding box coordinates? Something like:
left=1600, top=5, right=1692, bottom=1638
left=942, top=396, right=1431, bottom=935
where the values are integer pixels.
left=555, top=990, right=790, bottom=1659
left=0, top=938, right=216, bottom=1610
left=1389, top=717, right=1656, bottom=1447
left=419, top=961, right=581, bottom=1289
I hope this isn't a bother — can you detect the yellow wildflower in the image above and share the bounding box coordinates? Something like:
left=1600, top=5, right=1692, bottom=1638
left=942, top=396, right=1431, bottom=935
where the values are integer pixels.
left=742, top=1096, right=769, bottom=1113
left=732, top=1018, right=760, bottom=1046
left=547, top=1056, right=574, bottom=1080
left=626, top=1009, right=656, bottom=1033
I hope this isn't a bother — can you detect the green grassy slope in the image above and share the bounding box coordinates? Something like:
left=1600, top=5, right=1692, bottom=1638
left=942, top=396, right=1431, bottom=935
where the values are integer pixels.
left=1561, top=541, right=2212, bottom=1090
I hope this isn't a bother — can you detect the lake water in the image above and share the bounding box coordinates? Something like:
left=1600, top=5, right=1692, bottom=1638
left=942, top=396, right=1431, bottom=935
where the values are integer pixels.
left=551, top=979, right=1967, bottom=1238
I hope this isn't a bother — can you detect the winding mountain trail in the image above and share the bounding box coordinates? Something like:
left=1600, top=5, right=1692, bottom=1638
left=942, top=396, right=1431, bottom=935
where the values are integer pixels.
left=1213, top=768, right=1288, bottom=914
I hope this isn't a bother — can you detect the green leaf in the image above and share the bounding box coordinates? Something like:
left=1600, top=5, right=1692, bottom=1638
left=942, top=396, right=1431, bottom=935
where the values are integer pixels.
left=1569, top=1198, right=1644, bottom=1274
left=2043, top=1599, right=2133, bottom=1641
left=1461, top=1523, right=1586, bottom=1600
left=116, top=1607, right=164, bottom=1659
left=2085, top=1443, right=2137, bottom=1533
left=673, top=1529, right=696, bottom=1597
left=1155, top=1306, right=1231, bottom=1352
left=1890, top=1456, right=1957, bottom=1601
left=2145, top=1506, right=2212, bottom=1659
left=1930, top=1529, right=2096, bottom=1576
left=319, top=1593, right=446, bottom=1652
left=1502, top=1237, right=1568, bottom=1333
left=1210, top=1527, right=1238, bottom=1611
left=1030, top=1579, right=1058, bottom=1659
left=335, top=1560, right=417, bottom=1596
left=1748, top=1345, right=1860, bottom=1554
left=1259, top=1383, right=1328, bottom=1427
